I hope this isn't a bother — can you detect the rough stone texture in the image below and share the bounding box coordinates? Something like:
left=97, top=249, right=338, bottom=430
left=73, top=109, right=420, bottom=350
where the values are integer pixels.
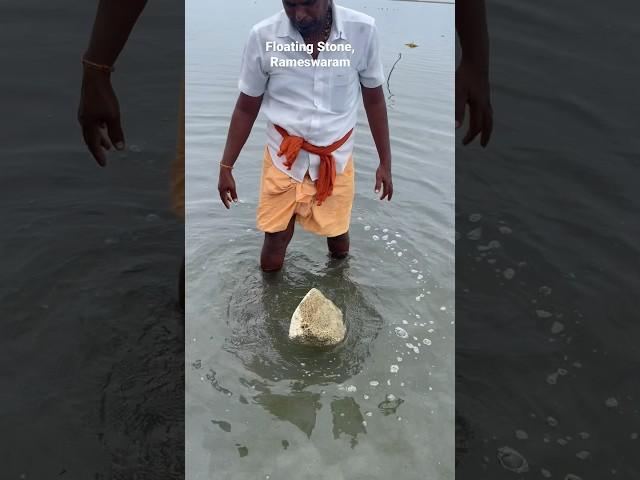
left=289, top=288, right=345, bottom=347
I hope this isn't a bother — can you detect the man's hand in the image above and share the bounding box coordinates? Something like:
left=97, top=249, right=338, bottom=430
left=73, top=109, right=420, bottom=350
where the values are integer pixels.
left=78, top=69, right=125, bottom=166
left=361, top=85, right=393, bottom=201
left=215, top=92, right=262, bottom=209
left=375, top=164, right=393, bottom=201
left=455, top=60, right=493, bottom=147
left=218, top=168, right=238, bottom=209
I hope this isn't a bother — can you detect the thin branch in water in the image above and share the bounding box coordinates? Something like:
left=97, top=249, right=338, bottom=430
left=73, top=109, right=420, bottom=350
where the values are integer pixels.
left=386, top=53, right=402, bottom=100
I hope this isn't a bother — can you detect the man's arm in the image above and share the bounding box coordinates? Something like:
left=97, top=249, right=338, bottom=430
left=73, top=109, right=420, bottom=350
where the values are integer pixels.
left=456, top=0, right=493, bottom=147
left=79, top=0, right=148, bottom=166
left=84, top=0, right=148, bottom=66
left=361, top=85, right=393, bottom=201
left=217, top=92, right=263, bottom=209
left=456, top=0, right=489, bottom=75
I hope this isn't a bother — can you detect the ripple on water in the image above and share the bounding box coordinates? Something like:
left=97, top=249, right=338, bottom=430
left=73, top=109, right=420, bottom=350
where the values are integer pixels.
left=221, top=253, right=384, bottom=385
left=394, top=327, right=408, bottom=338
left=605, top=397, right=618, bottom=408
left=497, top=446, right=529, bottom=473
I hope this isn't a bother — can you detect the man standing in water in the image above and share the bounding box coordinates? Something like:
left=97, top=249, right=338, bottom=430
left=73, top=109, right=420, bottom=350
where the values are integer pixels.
left=217, top=0, right=393, bottom=272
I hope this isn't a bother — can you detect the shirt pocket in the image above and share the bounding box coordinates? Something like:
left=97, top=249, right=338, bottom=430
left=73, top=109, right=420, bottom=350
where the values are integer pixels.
left=329, top=70, right=356, bottom=113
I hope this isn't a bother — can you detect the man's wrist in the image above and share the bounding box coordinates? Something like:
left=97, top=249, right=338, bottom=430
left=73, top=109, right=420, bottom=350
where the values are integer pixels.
left=460, top=55, right=490, bottom=76
left=82, top=63, right=112, bottom=82
left=219, top=160, right=235, bottom=171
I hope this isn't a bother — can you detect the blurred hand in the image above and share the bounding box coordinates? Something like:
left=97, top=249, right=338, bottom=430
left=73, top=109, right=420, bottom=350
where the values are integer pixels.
left=78, top=68, right=125, bottom=166
left=455, top=60, right=493, bottom=147
left=375, top=164, right=393, bottom=201
left=218, top=168, right=238, bottom=209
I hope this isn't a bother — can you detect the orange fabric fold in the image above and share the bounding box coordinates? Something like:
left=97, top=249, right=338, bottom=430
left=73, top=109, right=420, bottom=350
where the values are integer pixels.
left=275, top=125, right=353, bottom=205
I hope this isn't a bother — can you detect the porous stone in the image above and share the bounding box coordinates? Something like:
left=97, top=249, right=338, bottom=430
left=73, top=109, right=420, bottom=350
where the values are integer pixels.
left=289, top=288, right=345, bottom=347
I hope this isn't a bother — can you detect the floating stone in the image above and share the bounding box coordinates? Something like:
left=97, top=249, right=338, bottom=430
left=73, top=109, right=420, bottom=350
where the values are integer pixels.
left=289, top=288, right=345, bottom=347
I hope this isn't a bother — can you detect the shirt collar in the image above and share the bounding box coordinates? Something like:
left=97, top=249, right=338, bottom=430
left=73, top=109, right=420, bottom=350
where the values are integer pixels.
left=331, top=3, right=347, bottom=41
left=276, top=3, right=347, bottom=42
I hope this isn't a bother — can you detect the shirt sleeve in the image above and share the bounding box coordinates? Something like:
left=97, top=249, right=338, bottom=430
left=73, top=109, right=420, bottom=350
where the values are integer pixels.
left=358, top=22, right=385, bottom=88
left=238, top=27, right=268, bottom=97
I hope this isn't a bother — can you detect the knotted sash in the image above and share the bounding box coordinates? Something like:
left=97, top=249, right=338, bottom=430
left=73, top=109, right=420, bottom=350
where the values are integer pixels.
left=275, top=125, right=353, bottom=205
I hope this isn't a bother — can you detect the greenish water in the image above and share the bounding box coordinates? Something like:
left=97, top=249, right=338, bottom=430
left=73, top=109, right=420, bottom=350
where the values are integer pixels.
left=186, top=1, right=454, bottom=478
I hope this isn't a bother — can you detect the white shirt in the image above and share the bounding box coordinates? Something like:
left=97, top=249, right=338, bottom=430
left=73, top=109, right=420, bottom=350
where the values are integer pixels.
left=238, top=3, right=385, bottom=182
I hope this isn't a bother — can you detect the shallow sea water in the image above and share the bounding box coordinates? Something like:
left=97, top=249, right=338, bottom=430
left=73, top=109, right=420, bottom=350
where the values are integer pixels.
left=456, top=0, right=640, bottom=478
left=186, top=0, right=454, bottom=478
left=0, top=1, right=184, bottom=478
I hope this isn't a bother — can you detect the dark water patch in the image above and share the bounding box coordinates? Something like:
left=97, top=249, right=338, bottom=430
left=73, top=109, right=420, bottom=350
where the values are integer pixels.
left=236, top=445, right=249, bottom=458
left=455, top=414, right=472, bottom=466
left=253, top=390, right=322, bottom=438
left=330, top=397, right=367, bottom=448
left=211, top=420, right=231, bottom=433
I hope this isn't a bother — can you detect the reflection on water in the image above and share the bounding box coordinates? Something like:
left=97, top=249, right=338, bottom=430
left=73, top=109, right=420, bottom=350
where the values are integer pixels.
left=330, top=397, right=367, bottom=448
left=255, top=390, right=322, bottom=438
left=224, top=254, right=377, bottom=445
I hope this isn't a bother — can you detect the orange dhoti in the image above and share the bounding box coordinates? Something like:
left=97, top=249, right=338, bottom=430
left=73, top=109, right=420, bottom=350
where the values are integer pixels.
left=256, top=146, right=355, bottom=237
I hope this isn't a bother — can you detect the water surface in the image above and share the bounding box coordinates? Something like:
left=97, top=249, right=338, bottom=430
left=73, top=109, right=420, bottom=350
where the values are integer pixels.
left=0, top=1, right=184, bottom=478
left=186, top=0, right=455, bottom=478
left=455, top=0, right=640, bottom=477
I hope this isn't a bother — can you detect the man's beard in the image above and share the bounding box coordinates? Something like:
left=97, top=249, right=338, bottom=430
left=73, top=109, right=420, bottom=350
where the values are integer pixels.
left=295, top=18, right=321, bottom=36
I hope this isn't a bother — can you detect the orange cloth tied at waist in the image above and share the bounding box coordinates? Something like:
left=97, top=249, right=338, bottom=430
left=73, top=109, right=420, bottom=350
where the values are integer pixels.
left=275, top=125, right=353, bottom=205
